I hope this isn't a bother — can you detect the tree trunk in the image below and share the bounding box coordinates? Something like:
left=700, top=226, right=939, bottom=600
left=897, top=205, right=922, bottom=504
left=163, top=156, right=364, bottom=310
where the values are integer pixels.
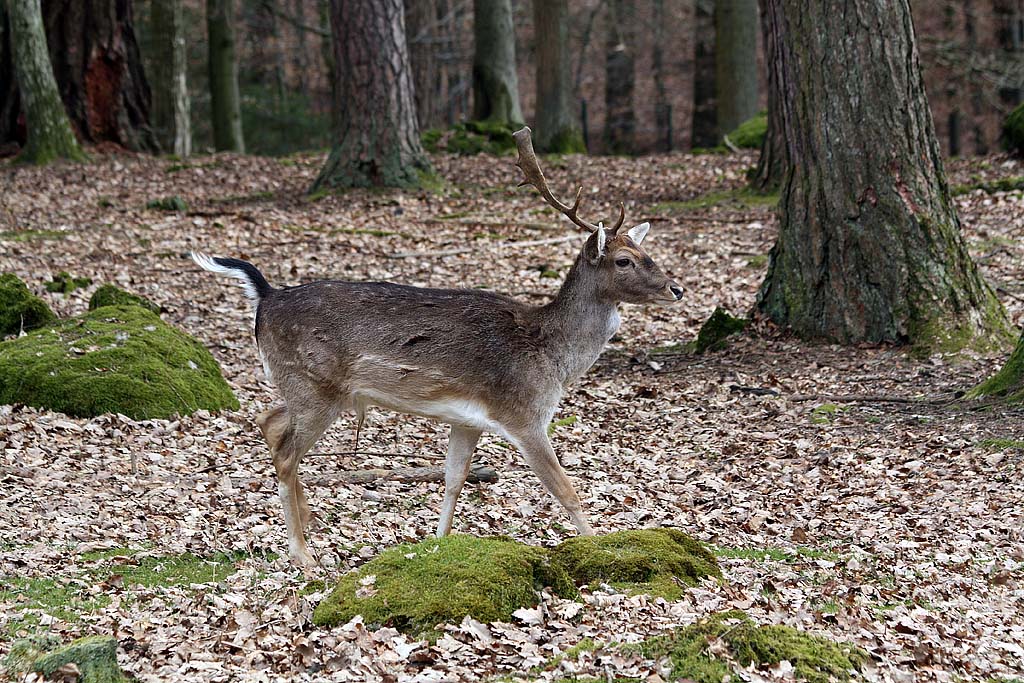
left=751, top=0, right=784, bottom=191
left=714, top=0, right=758, bottom=135
left=756, top=0, right=1010, bottom=354
left=691, top=0, right=717, bottom=148
left=471, top=0, right=523, bottom=124
left=207, top=0, right=244, bottom=152
left=604, top=0, right=636, bottom=154
left=404, top=0, right=436, bottom=129
left=5, top=0, right=84, bottom=163
left=39, top=0, right=157, bottom=153
left=533, top=0, right=584, bottom=153
left=969, top=329, right=1024, bottom=403
left=149, top=0, right=191, bottom=156
left=1, top=5, right=25, bottom=153
left=312, top=0, right=431, bottom=190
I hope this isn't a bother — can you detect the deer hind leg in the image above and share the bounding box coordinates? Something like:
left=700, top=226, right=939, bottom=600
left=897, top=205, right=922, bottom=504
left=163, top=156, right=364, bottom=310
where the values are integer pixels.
left=257, top=403, right=336, bottom=567
left=436, top=426, right=482, bottom=537
left=509, top=428, right=595, bottom=536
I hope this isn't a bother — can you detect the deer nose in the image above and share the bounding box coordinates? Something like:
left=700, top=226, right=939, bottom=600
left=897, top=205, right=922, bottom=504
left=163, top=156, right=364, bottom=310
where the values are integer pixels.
left=669, top=284, right=683, bottom=300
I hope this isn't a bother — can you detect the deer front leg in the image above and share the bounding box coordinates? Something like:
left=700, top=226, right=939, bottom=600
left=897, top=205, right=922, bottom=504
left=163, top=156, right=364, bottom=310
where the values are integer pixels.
left=509, top=429, right=594, bottom=536
left=436, top=426, right=482, bottom=537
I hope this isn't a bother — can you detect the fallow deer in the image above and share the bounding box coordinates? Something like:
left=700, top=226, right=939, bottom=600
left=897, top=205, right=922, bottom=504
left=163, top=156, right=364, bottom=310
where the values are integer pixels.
left=192, top=127, right=682, bottom=567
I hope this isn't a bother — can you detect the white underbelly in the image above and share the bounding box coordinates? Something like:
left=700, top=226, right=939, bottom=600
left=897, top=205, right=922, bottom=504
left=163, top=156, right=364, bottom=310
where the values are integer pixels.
left=355, top=389, right=500, bottom=432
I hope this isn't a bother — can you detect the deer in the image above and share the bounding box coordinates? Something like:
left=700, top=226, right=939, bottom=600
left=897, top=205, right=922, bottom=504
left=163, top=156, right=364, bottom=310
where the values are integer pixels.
left=192, top=127, right=683, bottom=567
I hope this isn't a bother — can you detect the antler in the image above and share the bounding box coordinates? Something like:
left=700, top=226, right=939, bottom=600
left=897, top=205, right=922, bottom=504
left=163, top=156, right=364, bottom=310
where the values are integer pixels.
left=513, top=127, right=625, bottom=234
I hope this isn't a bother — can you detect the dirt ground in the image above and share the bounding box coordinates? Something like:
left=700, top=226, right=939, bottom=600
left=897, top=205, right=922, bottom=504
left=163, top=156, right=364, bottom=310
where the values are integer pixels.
left=1, top=149, right=1022, bottom=682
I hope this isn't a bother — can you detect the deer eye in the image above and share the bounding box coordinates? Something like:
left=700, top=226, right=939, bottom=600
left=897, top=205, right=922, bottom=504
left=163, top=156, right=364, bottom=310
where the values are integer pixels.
left=615, top=258, right=632, bottom=268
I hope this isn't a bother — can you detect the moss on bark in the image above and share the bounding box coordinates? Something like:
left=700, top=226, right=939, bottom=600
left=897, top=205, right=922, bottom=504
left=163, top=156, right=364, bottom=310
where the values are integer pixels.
left=6, top=635, right=127, bottom=683
left=967, top=330, right=1024, bottom=403
left=0, top=273, right=55, bottom=336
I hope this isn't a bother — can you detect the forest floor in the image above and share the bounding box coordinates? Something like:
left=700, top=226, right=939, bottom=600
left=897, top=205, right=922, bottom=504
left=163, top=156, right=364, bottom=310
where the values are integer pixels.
left=0, top=149, right=1022, bottom=683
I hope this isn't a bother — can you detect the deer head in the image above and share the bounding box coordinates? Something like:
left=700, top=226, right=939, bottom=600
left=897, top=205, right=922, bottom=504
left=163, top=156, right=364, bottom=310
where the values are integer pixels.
left=513, top=127, right=683, bottom=305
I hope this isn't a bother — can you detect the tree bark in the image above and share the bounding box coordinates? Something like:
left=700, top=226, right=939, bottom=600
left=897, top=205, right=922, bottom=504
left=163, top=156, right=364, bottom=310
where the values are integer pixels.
left=533, top=0, right=584, bottom=153
left=714, top=0, right=759, bottom=134
left=651, top=0, right=671, bottom=152
left=149, top=0, right=191, bottom=156
left=207, top=0, right=244, bottom=152
left=751, top=0, right=784, bottom=191
left=691, top=0, right=717, bottom=148
left=0, top=6, right=22, bottom=152
left=969, top=329, right=1024, bottom=403
left=471, top=0, right=523, bottom=124
left=5, top=0, right=84, bottom=163
left=604, top=0, right=636, bottom=154
left=756, top=0, right=1010, bottom=354
left=313, top=0, right=431, bottom=190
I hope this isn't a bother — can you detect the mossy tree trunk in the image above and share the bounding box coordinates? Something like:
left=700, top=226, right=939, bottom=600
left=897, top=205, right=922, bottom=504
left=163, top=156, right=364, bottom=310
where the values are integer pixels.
left=471, top=0, right=523, bottom=125
left=751, top=0, right=785, bottom=191
left=533, top=0, right=584, bottom=153
left=207, top=0, right=244, bottom=152
left=604, top=0, right=636, bottom=154
left=0, top=6, right=22, bottom=150
left=5, top=0, right=84, bottom=163
left=969, top=329, right=1024, bottom=402
left=691, top=0, right=717, bottom=148
left=756, top=0, right=1010, bottom=353
left=714, top=0, right=758, bottom=136
left=41, top=0, right=157, bottom=153
left=148, top=0, right=191, bottom=156
left=312, top=0, right=431, bottom=190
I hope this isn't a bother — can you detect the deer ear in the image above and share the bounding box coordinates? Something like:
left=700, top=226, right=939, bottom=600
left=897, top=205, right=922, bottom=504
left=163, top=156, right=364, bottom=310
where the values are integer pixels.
left=627, top=222, right=650, bottom=244
left=584, top=226, right=607, bottom=264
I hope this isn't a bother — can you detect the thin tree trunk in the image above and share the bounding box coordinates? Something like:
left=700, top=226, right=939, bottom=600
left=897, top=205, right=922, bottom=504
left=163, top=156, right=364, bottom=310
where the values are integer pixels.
left=313, top=0, right=431, bottom=190
left=604, top=0, right=636, bottom=154
left=149, top=0, right=191, bottom=156
left=651, top=0, right=671, bottom=152
left=319, top=0, right=337, bottom=133
left=757, top=0, right=1010, bottom=354
left=533, top=0, right=584, bottom=153
left=1, top=6, right=25, bottom=152
left=691, top=0, right=717, bottom=148
left=5, top=0, right=84, bottom=163
left=714, top=0, right=758, bottom=134
left=751, top=0, right=784, bottom=191
left=207, top=0, right=244, bottom=152
left=471, top=0, right=523, bottom=124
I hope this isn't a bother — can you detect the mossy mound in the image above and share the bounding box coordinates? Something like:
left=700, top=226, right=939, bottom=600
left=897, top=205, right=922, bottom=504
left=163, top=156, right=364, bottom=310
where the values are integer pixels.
left=422, top=120, right=518, bottom=156
left=1004, top=102, right=1024, bottom=156
left=637, top=611, right=867, bottom=683
left=0, top=305, right=238, bottom=419
left=44, top=271, right=92, bottom=294
left=724, top=111, right=767, bottom=149
left=146, top=195, right=188, bottom=212
left=0, top=274, right=56, bottom=336
left=89, top=284, right=161, bottom=314
left=967, top=329, right=1024, bottom=403
left=313, top=535, right=576, bottom=635
left=691, top=306, right=747, bottom=354
left=5, top=635, right=127, bottom=682
left=550, top=529, right=721, bottom=600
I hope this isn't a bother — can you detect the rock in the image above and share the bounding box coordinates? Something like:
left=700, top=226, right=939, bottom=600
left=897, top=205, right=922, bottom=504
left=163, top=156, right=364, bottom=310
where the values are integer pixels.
left=0, top=304, right=238, bottom=419
left=0, top=273, right=56, bottom=336
left=5, top=635, right=128, bottom=683
left=88, top=284, right=161, bottom=315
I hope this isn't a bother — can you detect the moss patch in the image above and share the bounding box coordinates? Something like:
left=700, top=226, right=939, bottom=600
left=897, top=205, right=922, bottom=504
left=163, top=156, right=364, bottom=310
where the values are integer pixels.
left=978, top=437, right=1024, bottom=451
left=88, top=284, right=160, bottom=314
left=636, top=611, right=866, bottom=683
left=0, top=577, right=112, bottom=637
left=810, top=403, right=842, bottom=424
left=44, top=271, right=93, bottom=294
left=314, top=535, right=575, bottom=635
left=422, top=120, right=518, bottom=156
left=690, top=307, right=747, bottom=354
left=146, top=195, right=188, bottom=212
left=0, top=274, right=56, bottom=336
left=6, top=635, right=127, bottom=683
left=1004, top=102, right=1024, bottom=156
left=0, top=305, right=238, bottom=419
left=550, top=529, right=721, bottom=600
left=967, top=330, right=1024, bottom=403
left=724, top=111, right=767, bottom=149
left=952, top=175, right=1024, bottom=195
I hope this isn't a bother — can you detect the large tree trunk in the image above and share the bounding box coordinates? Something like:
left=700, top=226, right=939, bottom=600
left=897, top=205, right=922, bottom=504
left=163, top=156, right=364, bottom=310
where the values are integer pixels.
left=1, top=6, right=25, bottom=153
left=751, top=0, right=784, bottom=191
left=969, top=329, right=1024, bottom=403
left=756, top=0, right=1009, bottom=354
left=471, top=0, right=523, bottom=124
left=714, top=0, right=758, bottom=135
left=533, top=0, right=584, bottom=153
left=207, top=0, right=244, bottom=152
left=148, top=0, right=191, bottom=156
left=4, top=0, right=84, bottom=163
left=312, top=0, right=430, bottom=190
left=604, top=0, right=636, bottom=154
left=41, top=0, right=157, bottom=153
left=691, top=0, right=717, bottom=148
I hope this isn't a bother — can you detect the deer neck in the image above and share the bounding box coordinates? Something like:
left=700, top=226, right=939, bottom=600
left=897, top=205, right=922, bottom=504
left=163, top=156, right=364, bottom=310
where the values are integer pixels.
left=537, top=255, right=620, bottom=384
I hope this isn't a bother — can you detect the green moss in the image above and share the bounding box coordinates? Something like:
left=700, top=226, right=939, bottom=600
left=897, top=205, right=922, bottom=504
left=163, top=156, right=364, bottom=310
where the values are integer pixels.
left=80, top=548, right=250, bottom=587
left=0, top=577, right=112, bottom=636
left=44, top=271, right=92, bottom=294
left=88, top=284, right=161, bottom=314
left=637, top=611, right=866, bottom=683
left=746, top=254, right=769, bottom=269
left=0, top=229, right=65, bottom=242
left=653, top=187, right=778, bottom=213
left=314, top=535, right=576, bottom=636
left=422, top=120, right=518, bottom=156
left=0, top=305, right=238, bottom=419
left=724, top=111, right=767, bottom=149
left=691, top=307, right=747, bottom=354
left=951, top=175, right=1024, bottom=196
left=550, top=528, right=721, bottom=600
left=1004, top=102, right=1024, bottom=156
left=540, top=128, right=587, bottom=154
left=6, top=635, right=128, bottom=682
left=979, top=437, right=1024, bottom=450
left=145, top=195, right=188, bottom=212
left=967, top=330, right=1024, bottom=402
left=0, top=274, right=56, bottom=336
left=810, top=403, right=842, bottom=424
left=548, top=415, right=577, bottom=435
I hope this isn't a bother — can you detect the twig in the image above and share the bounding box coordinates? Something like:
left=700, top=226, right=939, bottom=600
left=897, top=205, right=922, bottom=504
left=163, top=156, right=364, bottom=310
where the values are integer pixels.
left=721, top=134, right=741, bottom=153
left=387, top=234, right=576, bottom=259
